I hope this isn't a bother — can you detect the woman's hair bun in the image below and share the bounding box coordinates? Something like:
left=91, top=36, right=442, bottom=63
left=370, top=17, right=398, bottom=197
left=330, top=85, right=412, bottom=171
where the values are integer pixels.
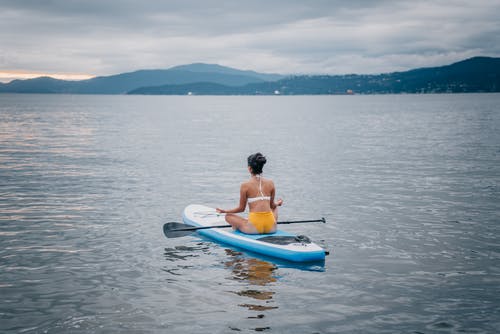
left=248, top=152, right=267, bottom=174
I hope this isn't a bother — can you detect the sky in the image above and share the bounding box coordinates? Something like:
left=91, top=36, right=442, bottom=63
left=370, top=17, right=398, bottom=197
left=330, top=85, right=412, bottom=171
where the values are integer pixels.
left=1, top=0, right=499, bottom=82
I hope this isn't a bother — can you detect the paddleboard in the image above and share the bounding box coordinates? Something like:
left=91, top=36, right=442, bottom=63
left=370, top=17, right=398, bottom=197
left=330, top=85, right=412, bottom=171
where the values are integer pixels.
left=182, top=204, right=326, bottom=262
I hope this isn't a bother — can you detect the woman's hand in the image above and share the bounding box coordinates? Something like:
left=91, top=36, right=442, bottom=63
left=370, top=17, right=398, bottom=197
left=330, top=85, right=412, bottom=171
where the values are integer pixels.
left=276, top=198, right=283, bottom=206
left=216, top=208, right=225, bottom=213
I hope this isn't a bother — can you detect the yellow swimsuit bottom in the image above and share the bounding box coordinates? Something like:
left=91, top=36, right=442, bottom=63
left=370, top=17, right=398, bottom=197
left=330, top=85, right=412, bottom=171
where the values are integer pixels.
left=248, top=211, right=276, bottom=234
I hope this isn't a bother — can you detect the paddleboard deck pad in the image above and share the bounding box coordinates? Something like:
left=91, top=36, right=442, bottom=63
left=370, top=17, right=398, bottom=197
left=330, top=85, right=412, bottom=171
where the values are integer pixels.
left=182, top=204, right=326, bottom=262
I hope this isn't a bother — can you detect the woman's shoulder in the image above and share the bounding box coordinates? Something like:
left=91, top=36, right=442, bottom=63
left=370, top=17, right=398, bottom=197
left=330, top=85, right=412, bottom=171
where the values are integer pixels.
left=240, top=180, right=252, bottom=188
left=264, top=177, right=274, bottom=184
left=263, top=178, right=275, bottom=188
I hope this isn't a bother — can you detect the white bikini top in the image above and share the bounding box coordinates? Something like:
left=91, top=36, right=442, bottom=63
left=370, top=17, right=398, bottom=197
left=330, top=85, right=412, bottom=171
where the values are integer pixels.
left=247, top=175, right=271, bottom=203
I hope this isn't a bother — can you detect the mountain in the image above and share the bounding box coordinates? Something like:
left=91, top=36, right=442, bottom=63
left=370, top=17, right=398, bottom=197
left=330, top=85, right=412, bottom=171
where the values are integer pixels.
left=0, top=63, right=284, bottom=94
left=168, top=63, right=283, bottom=82
left=129, top=82, right=242, bottom=95
left=129, top=57, right=500, bottom=95
left=1, top=57, right=499, bottom=95
left=0, top=76, right=75, bottom=93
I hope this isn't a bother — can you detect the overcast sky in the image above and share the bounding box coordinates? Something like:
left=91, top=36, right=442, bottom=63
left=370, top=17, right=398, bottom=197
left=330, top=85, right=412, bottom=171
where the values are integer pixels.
left=1, top=0, right=499, bottom=81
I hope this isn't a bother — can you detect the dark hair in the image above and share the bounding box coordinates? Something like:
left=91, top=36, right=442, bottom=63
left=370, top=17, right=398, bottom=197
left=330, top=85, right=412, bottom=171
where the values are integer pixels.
left=247, top=152, right=267, bottom=175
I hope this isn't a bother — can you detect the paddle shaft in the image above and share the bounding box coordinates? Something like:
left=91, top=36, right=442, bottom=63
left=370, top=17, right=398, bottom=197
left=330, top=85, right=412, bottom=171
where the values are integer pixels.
left=170, top=217, right=326, bottom=233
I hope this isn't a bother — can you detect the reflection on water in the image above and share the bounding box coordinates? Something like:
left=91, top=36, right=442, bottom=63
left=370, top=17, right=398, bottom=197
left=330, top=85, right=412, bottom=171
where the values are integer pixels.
left=161, top=243, right=281, bottom=332
left=162, top=243, right=213, bottom=280
left=224, top=248, right=279, bottom=330
left=163, top=245, right=209, bottom=262
left=225, top=249, right=277, bottom=286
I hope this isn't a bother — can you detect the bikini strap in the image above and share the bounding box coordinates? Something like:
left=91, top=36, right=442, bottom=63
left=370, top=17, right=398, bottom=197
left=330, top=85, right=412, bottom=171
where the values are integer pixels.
left=258, top=174, right=264, bottom=197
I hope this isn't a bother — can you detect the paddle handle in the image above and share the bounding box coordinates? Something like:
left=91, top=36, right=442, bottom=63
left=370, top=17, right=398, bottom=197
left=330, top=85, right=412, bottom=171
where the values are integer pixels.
left=171, top=218, right=326, bottom=232
left=278, top=218, right=326, bottom=225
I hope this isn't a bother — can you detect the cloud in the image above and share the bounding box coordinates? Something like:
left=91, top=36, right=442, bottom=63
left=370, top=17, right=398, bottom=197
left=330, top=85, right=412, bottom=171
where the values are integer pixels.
left=0, top=0, right=499, bottom=79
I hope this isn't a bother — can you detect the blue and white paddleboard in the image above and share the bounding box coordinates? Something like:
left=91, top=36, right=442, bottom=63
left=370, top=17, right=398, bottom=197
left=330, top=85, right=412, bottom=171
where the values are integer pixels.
left=182, top=204, right=326, bottom=262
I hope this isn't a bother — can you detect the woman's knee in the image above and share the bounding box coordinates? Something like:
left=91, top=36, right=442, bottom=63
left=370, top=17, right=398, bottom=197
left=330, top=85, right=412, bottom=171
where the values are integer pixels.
left=225, top=213, right=235, bottom=223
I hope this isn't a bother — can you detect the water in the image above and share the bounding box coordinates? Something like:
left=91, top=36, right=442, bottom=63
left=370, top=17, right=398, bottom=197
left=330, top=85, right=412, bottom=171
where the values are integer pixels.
left=0, top=93, right=499, bottom=333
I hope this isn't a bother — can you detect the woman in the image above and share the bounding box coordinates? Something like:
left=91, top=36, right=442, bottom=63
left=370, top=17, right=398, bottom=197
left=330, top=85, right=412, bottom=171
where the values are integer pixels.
left=216, top=153, right=283, bottom=234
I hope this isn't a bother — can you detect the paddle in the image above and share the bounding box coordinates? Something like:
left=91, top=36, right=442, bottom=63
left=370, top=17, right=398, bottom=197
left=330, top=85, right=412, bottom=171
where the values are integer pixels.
left=163, top=218, right=326, bottom=238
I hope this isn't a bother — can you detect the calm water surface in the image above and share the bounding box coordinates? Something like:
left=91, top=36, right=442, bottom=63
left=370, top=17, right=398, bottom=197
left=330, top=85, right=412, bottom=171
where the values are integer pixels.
left=0, top=94, right=499, bottom=333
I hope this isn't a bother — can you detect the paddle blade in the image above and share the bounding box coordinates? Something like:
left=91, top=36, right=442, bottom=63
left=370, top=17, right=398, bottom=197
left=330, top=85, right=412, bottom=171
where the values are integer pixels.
left=163, top=222, right=196, bottom=238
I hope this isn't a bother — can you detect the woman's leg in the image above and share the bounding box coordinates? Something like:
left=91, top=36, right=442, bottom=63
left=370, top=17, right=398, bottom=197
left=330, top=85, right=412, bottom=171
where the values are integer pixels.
left=225, top=214, right=259, bottom=234
left=224, top=214, right=246, bottom=230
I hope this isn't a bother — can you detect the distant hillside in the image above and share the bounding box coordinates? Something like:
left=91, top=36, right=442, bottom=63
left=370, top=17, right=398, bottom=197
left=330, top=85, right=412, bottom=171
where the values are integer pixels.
left=0, top=76, right=75, bottom=94
left=1, top=57, right=499, bottom=95
left=168, top=63, right=283, bottom=82
left=129, top=57, right=500, bottom=95
left=129, top=82, right=241, bottom=95
left=0, top=63, right=283, bottom=94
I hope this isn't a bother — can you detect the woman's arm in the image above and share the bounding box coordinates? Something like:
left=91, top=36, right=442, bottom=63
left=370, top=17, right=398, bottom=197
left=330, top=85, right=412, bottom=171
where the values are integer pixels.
left=270, top=181, right=283, bottom=210
left=217, top=183, right=247, bottom=214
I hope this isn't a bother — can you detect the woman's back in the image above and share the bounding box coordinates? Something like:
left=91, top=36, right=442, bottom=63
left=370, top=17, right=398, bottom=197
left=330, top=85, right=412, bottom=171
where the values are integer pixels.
left=245, top=177, right=274, bottom=212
